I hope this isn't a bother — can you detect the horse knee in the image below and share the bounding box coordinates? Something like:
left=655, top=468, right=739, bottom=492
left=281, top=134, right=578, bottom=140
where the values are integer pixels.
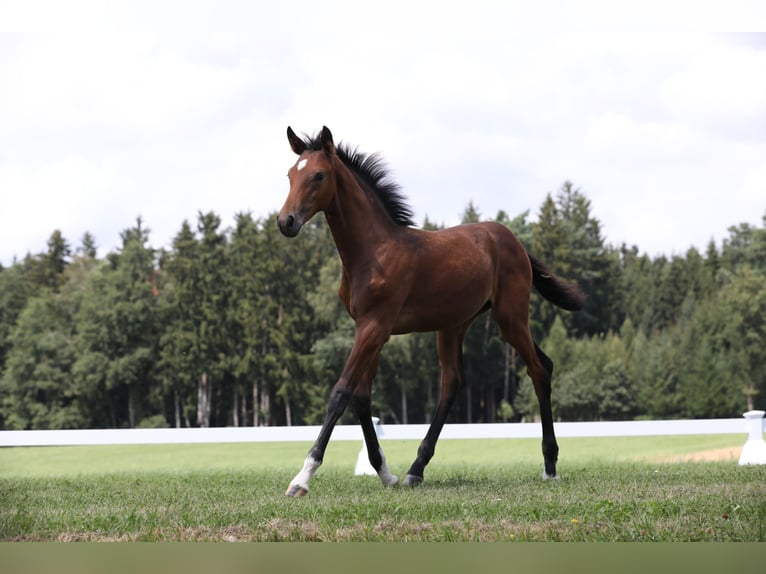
left=327, top=386, right=352, bottom=418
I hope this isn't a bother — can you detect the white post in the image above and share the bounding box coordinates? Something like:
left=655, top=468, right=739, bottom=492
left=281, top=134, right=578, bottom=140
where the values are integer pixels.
left=738, top=410, right=766, bottom=465
left=354, top=417, right=381, bottom=476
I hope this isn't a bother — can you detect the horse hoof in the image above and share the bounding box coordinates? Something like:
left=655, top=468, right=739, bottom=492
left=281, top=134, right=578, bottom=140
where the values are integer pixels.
left=403, top=474, right=423, bottom=487
left=383, top=474, right=399, bottom=488
left=542, top=471, right=560, bottom=481
left=285, top=484, right=308, bottom=497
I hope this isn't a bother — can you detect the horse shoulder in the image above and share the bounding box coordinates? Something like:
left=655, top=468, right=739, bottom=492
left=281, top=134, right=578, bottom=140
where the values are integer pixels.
left=344, top=238, right=417, bottom=319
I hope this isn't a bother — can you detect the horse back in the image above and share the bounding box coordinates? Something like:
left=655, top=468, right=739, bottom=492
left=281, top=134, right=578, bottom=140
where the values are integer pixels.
left=389, top=222, right=530, bottom=333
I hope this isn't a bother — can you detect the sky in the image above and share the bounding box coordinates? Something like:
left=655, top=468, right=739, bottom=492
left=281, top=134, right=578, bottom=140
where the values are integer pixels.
left=1, top=1, right=766, bottom=267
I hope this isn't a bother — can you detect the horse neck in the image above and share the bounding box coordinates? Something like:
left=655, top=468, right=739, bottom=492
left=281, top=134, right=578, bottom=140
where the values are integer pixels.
left=324, top=161, right=398, bottom=269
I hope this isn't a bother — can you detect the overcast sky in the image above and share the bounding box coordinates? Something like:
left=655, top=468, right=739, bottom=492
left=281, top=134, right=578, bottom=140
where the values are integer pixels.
left=2, top=2, right=766, bottom=267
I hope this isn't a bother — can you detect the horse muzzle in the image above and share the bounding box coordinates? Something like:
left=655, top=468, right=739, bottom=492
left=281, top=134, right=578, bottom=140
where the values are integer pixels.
left=277, top=212, right=302, bottom=237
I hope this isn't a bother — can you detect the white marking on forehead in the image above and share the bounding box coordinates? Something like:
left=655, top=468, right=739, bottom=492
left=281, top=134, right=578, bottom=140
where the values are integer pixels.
left=297, top=159, right=307, bottom=171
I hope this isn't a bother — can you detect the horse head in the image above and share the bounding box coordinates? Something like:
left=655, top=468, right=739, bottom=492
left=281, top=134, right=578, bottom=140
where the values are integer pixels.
left=278, top=126, right=338, bottom=237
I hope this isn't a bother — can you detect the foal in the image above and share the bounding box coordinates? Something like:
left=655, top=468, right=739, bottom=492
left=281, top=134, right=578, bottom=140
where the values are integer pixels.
left=278, top=126, right=584, bottom=496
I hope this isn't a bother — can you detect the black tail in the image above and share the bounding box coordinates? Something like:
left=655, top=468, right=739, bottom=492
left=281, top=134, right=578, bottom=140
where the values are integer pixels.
left=528, top=253, right=585, bottom=312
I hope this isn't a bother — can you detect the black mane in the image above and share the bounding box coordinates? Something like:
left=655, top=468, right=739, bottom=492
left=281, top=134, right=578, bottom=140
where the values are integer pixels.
left=300, top=133, right=415, bottom=227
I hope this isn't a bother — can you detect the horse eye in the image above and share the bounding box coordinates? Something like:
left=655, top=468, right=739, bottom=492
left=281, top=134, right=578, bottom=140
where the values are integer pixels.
left=314, top=172, right=325, bottom=182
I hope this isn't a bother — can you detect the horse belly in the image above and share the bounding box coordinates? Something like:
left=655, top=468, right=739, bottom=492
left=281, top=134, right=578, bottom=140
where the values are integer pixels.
left=393, top=251, right=494, bottom=334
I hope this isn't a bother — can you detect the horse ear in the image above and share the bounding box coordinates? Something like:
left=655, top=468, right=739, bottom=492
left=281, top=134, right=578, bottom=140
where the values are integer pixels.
left=320, top=126, right=335, bottom=156
left=287, top=127, right=307, bottom=155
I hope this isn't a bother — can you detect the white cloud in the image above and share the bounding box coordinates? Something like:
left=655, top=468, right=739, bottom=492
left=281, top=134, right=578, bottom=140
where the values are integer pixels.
left=584, top=112, right=707, bottom=166
left=1, top=33, right=248, bottom=133
left=660, top=38, right=766, bottom=135
left=741, top=165, right=766, bottom=204
left=1, top=4, right=765, bottom=266
left=0, top=157, right=119, bottom=259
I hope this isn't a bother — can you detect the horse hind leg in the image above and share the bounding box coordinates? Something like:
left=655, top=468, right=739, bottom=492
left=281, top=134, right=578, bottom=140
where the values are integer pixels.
left=404, top=326, right=467, bottom=486
left=515, top=337, right=559, bottom=478
left=493, top=306, right=559, bottom=479
left=531, top=342, right=559, bottom=479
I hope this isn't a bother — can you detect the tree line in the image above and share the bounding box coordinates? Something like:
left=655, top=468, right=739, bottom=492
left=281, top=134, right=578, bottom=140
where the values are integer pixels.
left=1, top=182, right=764, bottom=429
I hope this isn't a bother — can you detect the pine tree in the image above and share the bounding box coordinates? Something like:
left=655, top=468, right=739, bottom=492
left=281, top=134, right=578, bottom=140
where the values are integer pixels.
left=158, top=220, right=199, bottom=428
left=73, top=218, right=160, bottom=428
left=531, top=182, right=619, bottom=338
left=0, top=294, right=81, bottom=429
left=78, top=232, right=98, bottom=260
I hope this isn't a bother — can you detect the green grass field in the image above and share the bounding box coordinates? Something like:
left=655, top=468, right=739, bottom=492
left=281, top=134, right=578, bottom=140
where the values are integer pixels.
left=1, top=435, right=764, bottom=541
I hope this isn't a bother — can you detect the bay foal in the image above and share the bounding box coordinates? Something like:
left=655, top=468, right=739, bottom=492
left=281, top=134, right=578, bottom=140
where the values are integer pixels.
left=277, top=126, right=584, bottom=496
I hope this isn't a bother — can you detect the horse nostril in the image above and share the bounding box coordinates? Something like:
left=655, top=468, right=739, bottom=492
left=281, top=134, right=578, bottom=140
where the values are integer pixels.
left=278, top=213, right=299, bottom=237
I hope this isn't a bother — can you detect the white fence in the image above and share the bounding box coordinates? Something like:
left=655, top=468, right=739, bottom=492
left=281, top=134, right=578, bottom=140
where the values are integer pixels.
left=0, top=416, right=759, bottom=447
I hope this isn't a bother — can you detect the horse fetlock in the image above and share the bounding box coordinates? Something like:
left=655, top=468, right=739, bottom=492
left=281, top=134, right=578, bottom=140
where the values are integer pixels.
left=542, top=466, right=560, bottom=481
left=380, top=473, right=399, bottom=488
left=285, top=455, right=321, bottom=497
left=403, top=474, right=424, bottom=487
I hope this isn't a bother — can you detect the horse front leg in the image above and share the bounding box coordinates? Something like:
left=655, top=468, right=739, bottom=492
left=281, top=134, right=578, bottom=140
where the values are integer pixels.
left=285, top=319, right=391, bottom=497
left=352, top=359, right=399, bottom=488
left=284, top=381, right=352, bottom=497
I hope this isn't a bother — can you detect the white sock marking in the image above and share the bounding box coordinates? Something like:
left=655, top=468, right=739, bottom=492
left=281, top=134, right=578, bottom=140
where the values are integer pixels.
left=290, top=455, right=321, bottom=491
left=377, top=447, right=399, bottom=487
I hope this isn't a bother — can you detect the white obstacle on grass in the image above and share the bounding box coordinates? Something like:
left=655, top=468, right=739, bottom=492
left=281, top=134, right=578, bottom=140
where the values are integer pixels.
left=738, top=410, right=766, bottom=466
left=354, top=417, right=381, bottom=476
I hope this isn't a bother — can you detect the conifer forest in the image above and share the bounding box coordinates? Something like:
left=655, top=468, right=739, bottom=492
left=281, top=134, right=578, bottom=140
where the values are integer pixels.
left=1, top=182, right=765, bottom=430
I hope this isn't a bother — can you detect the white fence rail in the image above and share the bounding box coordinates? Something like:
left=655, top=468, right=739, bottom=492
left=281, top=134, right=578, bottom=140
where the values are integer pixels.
left=0, top=417, right=758, bottom=447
